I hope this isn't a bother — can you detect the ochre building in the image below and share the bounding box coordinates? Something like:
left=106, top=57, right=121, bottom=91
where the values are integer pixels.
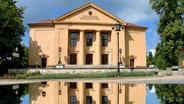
left=28, top=3, right=147, bottom=68
left=29, top=82, right=146, bottom=104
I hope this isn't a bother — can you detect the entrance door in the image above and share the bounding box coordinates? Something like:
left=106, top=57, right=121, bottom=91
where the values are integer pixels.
left=42, top=58, right=47, bottom=68
left=70, top=54, right=77, bottom=64
left=130, top=59, right=134, bottom=68
left=86, top=54, right=93, bottom=64
left=102, top=54, right=108, bottom=65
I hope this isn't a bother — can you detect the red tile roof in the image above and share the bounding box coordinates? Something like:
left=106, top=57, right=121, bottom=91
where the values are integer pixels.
left=127, top=22, right=147, bottom=29
left=37, top=19, right=53, bottom=23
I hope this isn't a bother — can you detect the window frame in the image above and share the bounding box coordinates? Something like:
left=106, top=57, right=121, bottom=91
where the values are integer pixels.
left=70, top=82, right=77, bottom=89
left=86, top=83, right=93, bottom=89
left=102, top=33, right=108, bottom=46
left=70, top=96, right=77, bottom=104
left=101, top=83, right=108, bottom=89
left=86, top=32, right=93, bottom=46
left=86, top=96, right=92, bottom=104
left=70, top=32, right=77, bottom=46
left=102, top=96, right=108, bottom=104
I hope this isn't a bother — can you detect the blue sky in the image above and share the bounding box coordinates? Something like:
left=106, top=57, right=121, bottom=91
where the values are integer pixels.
left=16, top=0, right=160, bottom=54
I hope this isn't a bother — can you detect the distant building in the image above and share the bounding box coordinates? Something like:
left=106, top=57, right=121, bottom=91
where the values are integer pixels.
left=179, top=48, right=184, bottom=67
left=29, top=81, right=146, bottom=104
left=28, top=3, right=147, bottom=68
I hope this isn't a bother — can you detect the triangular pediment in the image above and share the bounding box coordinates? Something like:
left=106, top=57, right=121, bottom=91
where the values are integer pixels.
left=53, top=3, right=127, bottom=25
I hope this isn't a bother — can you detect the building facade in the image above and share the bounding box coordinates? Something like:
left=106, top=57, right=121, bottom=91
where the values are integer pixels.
left=28, top=3, right=147, bottom=68
left=179, top=48, right=184, bottom=67
left=29, top=81, right=146, bottom=104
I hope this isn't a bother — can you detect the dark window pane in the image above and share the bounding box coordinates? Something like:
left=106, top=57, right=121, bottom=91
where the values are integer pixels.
left=70, top=82, right=77, bottom=89
left=86, top=83, right=93, bottom=89
left=86, top=32, right=93, bottom=46
left=70, top=96, right=77, bottom=104
left=102, top=96, right=108, bottom=104
left=102, top=33, right=108, bottom=46
left=70, top=32, right=77, bottom=46
left=86, top=96, right=92, bottom=104
left=101, top=83, right=108, bottom=89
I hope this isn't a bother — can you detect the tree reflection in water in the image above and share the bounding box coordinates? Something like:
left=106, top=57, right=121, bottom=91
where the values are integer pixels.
left=154, top=84, right=184, bottom=104
left=0, top=84, right=28, bottom=104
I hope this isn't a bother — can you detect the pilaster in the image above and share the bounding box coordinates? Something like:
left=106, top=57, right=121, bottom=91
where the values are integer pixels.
left=95, top=31, right=101, bottom=65
left=79, top=82, right=85, bottom=104
left=79, top=30, right=85, bottom=64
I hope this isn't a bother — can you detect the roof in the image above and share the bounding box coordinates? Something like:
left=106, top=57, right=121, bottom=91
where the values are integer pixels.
left=28, top=2, right=147, bottom=30
left=126, top=23, right=147, bottom=30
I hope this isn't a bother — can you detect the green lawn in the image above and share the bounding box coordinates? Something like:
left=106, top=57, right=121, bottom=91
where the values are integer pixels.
left=0, top=71, right=156, bottom=79
left=27, top=72, right=156, bottom=79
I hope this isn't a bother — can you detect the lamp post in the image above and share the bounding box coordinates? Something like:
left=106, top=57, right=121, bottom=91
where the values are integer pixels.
left=58, top=47, right=62, bottom=64
left=114, top=21, right=123, bottom=75
left=119, top=48, right=122, bottom=64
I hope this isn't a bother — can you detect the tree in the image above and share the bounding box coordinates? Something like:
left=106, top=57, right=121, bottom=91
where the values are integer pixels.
left=150, top=0, right=184, bottom=69
left=0, top=84, right=28, bottom=104
left=155, top=84, right=184, bottom=104
left=7, top=44, right=29, bottom=68
left=0, top=0, right=25, bottom=71
left=147, top=51, right=154, bottom=67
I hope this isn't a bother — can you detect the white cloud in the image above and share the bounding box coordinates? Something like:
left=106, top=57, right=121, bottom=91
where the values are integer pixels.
left=149, top=86, right=156, bottom=93
left=149, top=49, right=156, bottom=56
left=116, top=0, right=158, bottom=23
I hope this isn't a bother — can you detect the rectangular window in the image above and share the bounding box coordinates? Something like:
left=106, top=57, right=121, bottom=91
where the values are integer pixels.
left=70, top=96, right=77, bottom=104
left=86, top=96, right=92, bottom=104
left=102, top=33, right=108, bottom=46
left=86, top=32, right=93, bottom=46
left=70, top=54, right=77, bottom=64
left=101, top=83, right=108, bottom=89
left=86, top=83, right=93, bottom=89
left=70, top=32, right=77, bottom=46
left=86, top=54, right=93, bottom=64
left=102, top=96, right=108, bottom=104
left=102, top=54, right=108, bottom=65
left=70, top=82, right=77, bottom=89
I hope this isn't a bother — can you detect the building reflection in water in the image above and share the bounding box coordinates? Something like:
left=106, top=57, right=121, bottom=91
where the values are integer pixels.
left=29, top=81, right=146, bottom=104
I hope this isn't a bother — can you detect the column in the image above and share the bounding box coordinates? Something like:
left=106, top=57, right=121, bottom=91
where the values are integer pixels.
left=79, top=30, right=85, bottom=64
left=79, top=82, right=85, bottom=104
left=95, top=83, right=101, bottom=104
left=95, top=31, right=101, bottom=65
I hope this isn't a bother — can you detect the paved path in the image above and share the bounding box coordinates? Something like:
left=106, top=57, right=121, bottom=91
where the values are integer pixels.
left=0, top=75, right=184, bottom=85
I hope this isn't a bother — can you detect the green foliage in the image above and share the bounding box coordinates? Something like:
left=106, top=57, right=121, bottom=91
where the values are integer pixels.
left=27, top=72, right=156, bottom=79
left=0, top=0, right=25, bottom=68
left=147, top=52, right=154, bottom=66
left=155, top=84, right=184, bottom=104
left=0, top=84, right=27, bottom=104
left=0, top=0, right=25, bottom=72
left=7, top=44, right=29, bottom=68
left=1, top=71, right=41, bottom=79
left=150, top=0, right=184, bottom=70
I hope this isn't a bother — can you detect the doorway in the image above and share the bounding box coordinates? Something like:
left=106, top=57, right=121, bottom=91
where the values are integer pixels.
left=70, top=54, right=77, bottom=64
left=130, top=59, right=134, bottom=68
left=86, top=54, right=93, bottom=64
left=42, top=58, right=47, bottom=68
left=102, top=54, right=108, bottom=65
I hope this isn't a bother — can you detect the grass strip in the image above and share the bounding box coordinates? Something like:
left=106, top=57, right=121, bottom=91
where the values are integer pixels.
left=27, top=72, right=156, bottom=79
